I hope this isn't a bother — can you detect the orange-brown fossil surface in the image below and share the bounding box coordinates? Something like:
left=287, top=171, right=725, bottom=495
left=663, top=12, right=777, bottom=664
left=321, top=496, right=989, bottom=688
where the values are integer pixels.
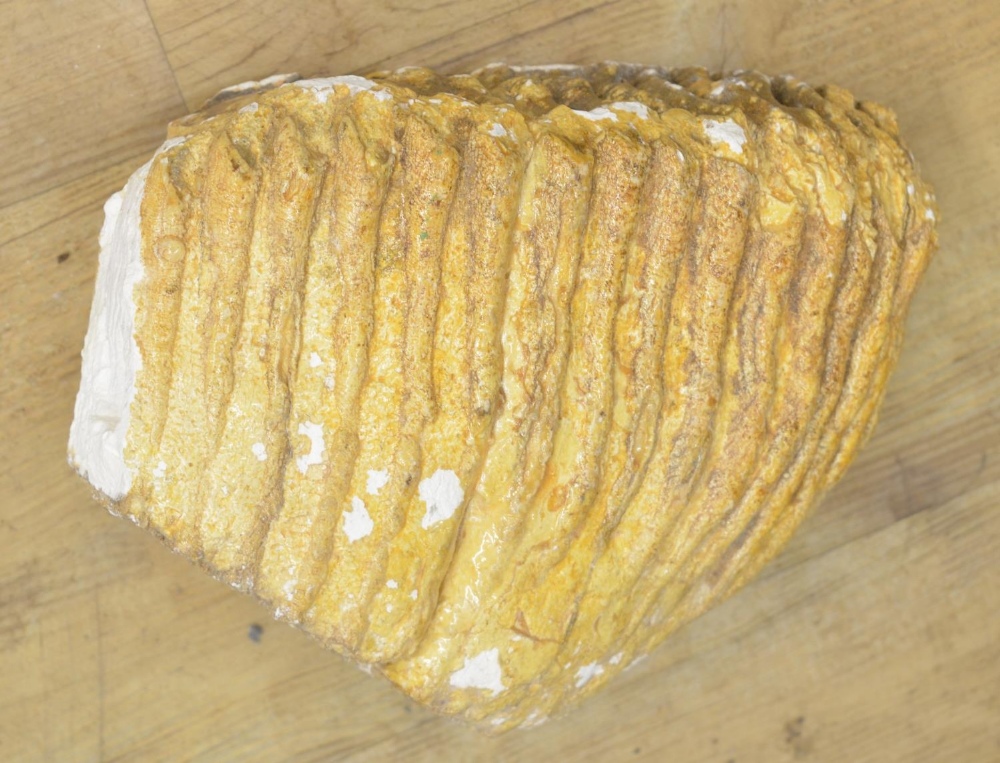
left=69, top=63, right=937, bottom=731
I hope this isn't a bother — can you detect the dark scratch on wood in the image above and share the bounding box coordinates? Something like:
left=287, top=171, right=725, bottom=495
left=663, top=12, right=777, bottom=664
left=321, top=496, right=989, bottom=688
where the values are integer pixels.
left=160, top=0, right=243, bottom=37
left=95, top=586, right=106, bottom=762
left=358, top=0, right=550, bottom=72
left=718, top=2, right=734, bottom=71
left=435, top=0, right=624, bottom=71
left=139, top=0, right=190, bottom=111
left=0, top=146, right=156, bottom=249
left=190, top=39, right=271, bottom=87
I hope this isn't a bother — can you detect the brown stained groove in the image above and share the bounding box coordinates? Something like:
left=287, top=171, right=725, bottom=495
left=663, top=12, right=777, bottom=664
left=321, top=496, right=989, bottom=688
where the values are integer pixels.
left=545, top=144, right=704, bottom=687
left=302, top=113, right=416, bottom=644
left=698, top=83, right=882, bottom=601
left=419, top=129, right=534, bottom=642
left=253, top=111, right=350, bottom=621
left=249, top=138, right=331, bottom=590
left=611, top=160, right=751, bottom=584
left=615, top=159, right=757, bottom=654
left=357, top=116, right=457, bottom=646
left=782, top=81, right=908, bottom=485
left=711, top=108, right=905, bottom=599
left=252, top=133, right=322, bottom=570
left=598, top=140, right=697, bottom=541
left=663, top=210, right=840, bottom=633
left=189, top=126, right=269, bottom=556
left=505, top=135, right=678, bottom=724
left=158, top=136, right=246, bottom=549
left=523, top=130, right=595, bottom=513
left=811, top=206, right=902, bottom=481
left=301, top=114, right=393, bottom=617
left=354, top=117, right=461, bottom=650
left=382, top=128, right=596, bottom=701
left=360, top=123, right=506, bottom=655
left=826, top=227, right=912, bottom=479
left=192, top=114, right=322, bottom=575
left=510, top=130, right=649, bottom=635
left=126, top=140, right=210, bottom=527
left=504, top=137, right=590, bottom=578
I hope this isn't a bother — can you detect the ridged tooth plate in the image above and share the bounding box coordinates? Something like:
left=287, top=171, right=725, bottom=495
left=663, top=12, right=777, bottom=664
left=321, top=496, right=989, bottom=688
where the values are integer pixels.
left=84, top=63, right=937, bottom=731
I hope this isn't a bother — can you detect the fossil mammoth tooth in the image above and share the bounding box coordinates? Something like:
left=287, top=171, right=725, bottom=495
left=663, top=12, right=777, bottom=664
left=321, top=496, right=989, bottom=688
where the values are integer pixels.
left=69, top=62, right=937, bottom=731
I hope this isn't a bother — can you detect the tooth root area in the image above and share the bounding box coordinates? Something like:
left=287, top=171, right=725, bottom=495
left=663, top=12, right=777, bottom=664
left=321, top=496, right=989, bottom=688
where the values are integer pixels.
left=71, top=63, right=936, bottom=731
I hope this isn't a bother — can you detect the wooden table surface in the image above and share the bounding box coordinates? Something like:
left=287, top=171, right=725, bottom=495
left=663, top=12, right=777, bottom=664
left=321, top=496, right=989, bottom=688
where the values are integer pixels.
left=2, top=1, right=998, bottom=760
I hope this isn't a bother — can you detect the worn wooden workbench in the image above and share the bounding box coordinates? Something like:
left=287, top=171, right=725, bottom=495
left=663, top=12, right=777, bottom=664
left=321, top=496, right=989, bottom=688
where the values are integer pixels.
left=1, top=0, right=998, bottom=760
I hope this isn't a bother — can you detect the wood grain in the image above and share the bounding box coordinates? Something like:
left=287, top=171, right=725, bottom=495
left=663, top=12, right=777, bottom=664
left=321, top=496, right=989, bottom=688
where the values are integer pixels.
left=0, top=0, right=187, bottom=209
left=1, top=0, right=998, bottom=760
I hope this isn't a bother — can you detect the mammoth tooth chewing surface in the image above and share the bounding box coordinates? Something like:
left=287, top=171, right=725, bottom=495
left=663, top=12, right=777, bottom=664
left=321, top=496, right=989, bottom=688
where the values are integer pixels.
left=69, top=62, right=937, bottom=731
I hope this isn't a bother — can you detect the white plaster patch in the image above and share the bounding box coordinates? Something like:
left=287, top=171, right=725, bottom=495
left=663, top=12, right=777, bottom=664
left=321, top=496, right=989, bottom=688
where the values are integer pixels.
left=609, top=652, right=624, bottom=665
left=343, top=496, right=374, bottom=542
left=292, top=76, right=391, bottom=104
left=386, top=579, right=398, bottom=589
left=156, top=136, right=189, bottom=155
left=238, top=102, right=259, bottom=114
left=68, top=144, right=164, bottom=500
left=610, top=101, right=649, bottom=119
left=488, top=122, right=508, bottom=138
left=925, top=208, right=935, bottom=221
left=220, top=73, right=295, bottom=97
left=503, top=63, right=582, bottom=73
left=251, top=442, right=267, bottom=462
left=574, top=662, right=604, bottom=688
left=296, top=421, right=325, bottom=473
left=366, top=469, right=389, bottom=496
left=449, top=648, right=506, bottom=695
left=152, top=460, right=167, bottom=480
left=309, top=351, right=322, bottom=368
left=625, top=654, right=648, bottom=672
left=573, top=106, right=618, bottom=122
left=703, top=118, right=747, bottom=154
left=419, top=469, right=464, bottom=529
left=523, top=711, right=548, bottom=728
left=410, top=589, right=418, bottom=600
